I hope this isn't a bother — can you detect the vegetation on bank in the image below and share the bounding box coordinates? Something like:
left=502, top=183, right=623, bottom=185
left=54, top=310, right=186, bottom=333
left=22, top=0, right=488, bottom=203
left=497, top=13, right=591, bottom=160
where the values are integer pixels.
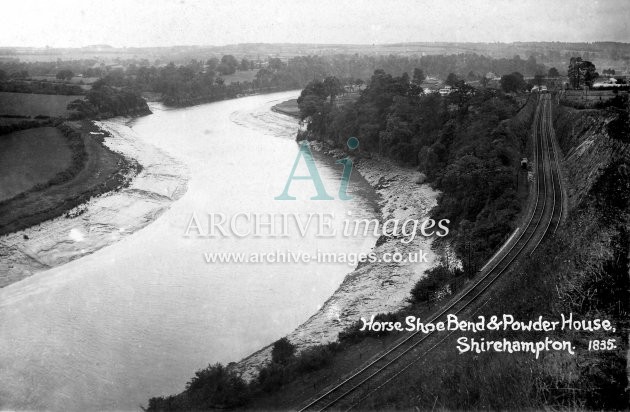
left=599, top=94, right=630, bottom=143
left=358, top=156, right=629, bottom=410
left=149, top=96, right=628, bottom=410
left=147, top=338, right=350, bottom=410
left=67, top=80, right=150, bottom=119
left=147, top=57, right=626, bottom=410
left=0, top=52, right=547, bottom=110
left=147, top=67, right=534, bottom=410
left=0, top=116, right=54, bottom=135
left=297, top=70, right=530, bottom=274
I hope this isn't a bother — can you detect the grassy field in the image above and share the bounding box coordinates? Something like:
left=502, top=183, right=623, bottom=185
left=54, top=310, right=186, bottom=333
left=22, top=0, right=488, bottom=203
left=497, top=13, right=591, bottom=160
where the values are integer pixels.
left=30, top=75, right=100, bottom=84
left=220, top=69, right=258, bottom=84
left=0, top=92, right=79, bottom=117
left=0, top=117, right=38, bottom=126
left=0, top=127, right=72, bottom=201
left=0, top=121, right=140, bottom=236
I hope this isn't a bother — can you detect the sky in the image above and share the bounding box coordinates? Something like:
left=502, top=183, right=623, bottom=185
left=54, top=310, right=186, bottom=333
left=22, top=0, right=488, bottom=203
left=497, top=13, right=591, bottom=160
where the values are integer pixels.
left=2, top=0, right=628, bottom=48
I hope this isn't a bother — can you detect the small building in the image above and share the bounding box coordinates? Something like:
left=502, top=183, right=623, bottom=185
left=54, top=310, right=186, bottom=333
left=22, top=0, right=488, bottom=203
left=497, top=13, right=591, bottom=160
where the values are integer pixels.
left=438, top=86, right=454, bottom=96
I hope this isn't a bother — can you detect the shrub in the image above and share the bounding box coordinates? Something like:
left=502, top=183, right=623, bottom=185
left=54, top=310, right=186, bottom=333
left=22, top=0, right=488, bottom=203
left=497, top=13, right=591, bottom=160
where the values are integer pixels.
left=410, top=264, right=464, bottom=303
left=271, top=337, right=295, bottom=365
left=147, top=363, right=250, bottom=410
left=294, top=343, right=340, bottom=373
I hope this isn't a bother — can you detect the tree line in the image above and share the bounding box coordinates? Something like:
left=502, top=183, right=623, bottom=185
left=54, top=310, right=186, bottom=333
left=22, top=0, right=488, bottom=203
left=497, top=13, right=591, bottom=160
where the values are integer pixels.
left=57, top=53, right=546, bottom=107
left=297, top=69, right=529, bottom=275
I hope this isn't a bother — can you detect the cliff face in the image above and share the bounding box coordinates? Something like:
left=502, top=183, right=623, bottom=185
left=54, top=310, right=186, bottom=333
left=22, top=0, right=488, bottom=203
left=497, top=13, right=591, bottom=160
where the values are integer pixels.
left=554, top=105, right=630, bottom=211
left=552, top=102, right=629, bottom=406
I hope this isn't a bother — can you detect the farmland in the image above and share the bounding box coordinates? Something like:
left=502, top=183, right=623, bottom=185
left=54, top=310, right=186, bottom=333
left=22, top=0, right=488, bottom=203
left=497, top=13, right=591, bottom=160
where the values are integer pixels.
left=0, top=121, right=140, bottom=236
left=30, top=75, right=100, bottom=84
left=0, top=92, right=79, bottom=117
left=220, top=69, right=258, bottom=84
left=0, top=127, right=72, bottom=201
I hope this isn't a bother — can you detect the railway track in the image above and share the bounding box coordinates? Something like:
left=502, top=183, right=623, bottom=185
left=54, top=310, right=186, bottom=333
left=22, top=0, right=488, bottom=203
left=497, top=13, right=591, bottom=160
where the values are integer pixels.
left=298, top=94, right=564, bottom=411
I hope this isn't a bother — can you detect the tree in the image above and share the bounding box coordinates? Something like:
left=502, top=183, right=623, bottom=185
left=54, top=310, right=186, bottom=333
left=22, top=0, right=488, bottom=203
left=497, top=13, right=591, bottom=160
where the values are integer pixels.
left=410, top=265, right=462, bottom=303
left=239, top=58, right=250, bottom=71
left=221, top=55, right=238, bottom=68
left=271, top=337, right=295, bottom=365
left=183, top=363, right=250, bottom=408
left=322, top=75, right=342, bottom=105
left=297, top=79, right=326, bottom=120
left=56, top=69, right=74, bottom=81
left=568, top=57, right=598, bottom=89
left=445, top=73, right=459, bottom=87
left=216, top=62, right=235, bottom=75
left=412, top=68, right=426, bottom=85
left=268, top=57, right=285, bottom=71
left=254, top=68, right=273, bottom=89
left=534, top=73, right=545, bottom=86
left=206, top=57, right=219, bottom=72
left=525, top=55, right=538, bottom=75
left=217, top=55, right=238, bottom=75
left=548, top=67, right=560, bottom=77
left=500, top=72, right=525, bottom=93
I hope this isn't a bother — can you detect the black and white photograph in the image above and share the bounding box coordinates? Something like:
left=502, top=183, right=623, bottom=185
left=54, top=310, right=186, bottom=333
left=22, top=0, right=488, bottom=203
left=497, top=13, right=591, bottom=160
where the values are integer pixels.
left=0, top=1, right=628, bottom=410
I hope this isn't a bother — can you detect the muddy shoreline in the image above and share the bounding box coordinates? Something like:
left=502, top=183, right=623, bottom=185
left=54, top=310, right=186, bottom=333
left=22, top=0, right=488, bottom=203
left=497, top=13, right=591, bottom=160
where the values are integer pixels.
left=0, top=120, right=140, bottom=237
left=0, top=117, right=189, bottom=288
left=232, top=138, right=443, bottom=381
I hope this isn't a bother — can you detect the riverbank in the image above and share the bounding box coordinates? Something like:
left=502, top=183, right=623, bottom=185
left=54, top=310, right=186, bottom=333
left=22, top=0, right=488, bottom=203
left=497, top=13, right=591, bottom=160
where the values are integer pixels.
left=0, top=115, right=189, bottom=288
left=232, top=138, right=443, bottom=381
left=0, top=90, right=298, bottom=287
left=271, top=98, right=300, bottom=118
left=0, top=121, right=139, bottom=237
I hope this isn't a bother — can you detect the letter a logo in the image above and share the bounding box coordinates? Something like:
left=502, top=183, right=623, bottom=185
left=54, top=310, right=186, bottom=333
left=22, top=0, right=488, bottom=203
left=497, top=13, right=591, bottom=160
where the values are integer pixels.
left=275, top=141, right=334, bottom=200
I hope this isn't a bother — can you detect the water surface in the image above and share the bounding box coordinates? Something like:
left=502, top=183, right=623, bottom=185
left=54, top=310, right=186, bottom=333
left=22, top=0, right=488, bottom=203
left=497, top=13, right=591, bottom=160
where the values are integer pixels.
left=0, top=91, right=378, bottom=410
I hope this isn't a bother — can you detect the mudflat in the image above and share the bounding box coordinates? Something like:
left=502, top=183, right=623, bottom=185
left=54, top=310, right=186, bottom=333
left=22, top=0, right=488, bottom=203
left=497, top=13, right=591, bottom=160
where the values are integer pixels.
left=271, top=98, right=300, bottom=118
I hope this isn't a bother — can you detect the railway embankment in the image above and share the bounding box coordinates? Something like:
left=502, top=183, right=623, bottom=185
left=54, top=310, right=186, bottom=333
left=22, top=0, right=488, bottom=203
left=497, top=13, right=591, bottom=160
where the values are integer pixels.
left=553, top=103, right=630, bottom=210
left=146, top=94, right=629, bottom=411
left=327, top=96, right=630, bottom=411
left=274, top=96, right=629, bottom=410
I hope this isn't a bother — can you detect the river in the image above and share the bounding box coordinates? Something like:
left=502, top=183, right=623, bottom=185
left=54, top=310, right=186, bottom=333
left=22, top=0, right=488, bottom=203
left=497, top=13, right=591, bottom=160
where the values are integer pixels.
left=0, top=91, right=379, bottom=411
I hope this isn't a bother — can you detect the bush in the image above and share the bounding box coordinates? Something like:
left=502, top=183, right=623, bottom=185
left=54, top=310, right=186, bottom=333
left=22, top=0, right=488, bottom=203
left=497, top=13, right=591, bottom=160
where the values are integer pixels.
left=294, top=343, right=340, bottom=373
left=147, top=363, right=250, bottom=411
left=410, top=265, right=464, bottom=303
left=271, top=337, right=295, bottom=365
